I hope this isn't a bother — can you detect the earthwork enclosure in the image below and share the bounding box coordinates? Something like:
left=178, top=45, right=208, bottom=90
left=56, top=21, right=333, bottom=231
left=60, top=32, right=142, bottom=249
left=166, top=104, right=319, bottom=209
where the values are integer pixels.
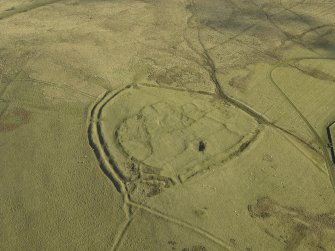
left=1, top=0, right=335, bottom=250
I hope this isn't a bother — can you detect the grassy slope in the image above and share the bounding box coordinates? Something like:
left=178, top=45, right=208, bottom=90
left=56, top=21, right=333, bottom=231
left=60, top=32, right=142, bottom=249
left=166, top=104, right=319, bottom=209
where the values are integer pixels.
left=0, top=0, right=335, bottom=250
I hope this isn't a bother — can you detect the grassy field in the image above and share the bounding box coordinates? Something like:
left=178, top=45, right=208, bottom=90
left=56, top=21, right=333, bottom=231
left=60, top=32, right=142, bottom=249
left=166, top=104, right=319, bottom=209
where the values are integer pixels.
left=1, top=0, right=335, bottom=250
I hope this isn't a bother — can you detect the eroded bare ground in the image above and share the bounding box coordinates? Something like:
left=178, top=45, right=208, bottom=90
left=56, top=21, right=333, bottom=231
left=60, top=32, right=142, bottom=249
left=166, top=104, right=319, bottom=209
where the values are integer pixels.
left=248, top=197, right=335, bottom=251
left=1, top=0, right=335, bottom=250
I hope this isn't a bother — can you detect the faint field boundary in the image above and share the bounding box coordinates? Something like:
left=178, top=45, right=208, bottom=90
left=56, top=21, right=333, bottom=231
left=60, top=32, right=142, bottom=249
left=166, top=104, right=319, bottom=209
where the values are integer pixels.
left=280, top=0, right=335, bottom=4
left=0, top=0, right=61, bottom=20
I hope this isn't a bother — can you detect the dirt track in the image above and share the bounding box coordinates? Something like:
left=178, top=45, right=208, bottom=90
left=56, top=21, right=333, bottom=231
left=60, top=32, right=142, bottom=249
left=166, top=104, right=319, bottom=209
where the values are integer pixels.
left=1, top=0, right=335, bottom=250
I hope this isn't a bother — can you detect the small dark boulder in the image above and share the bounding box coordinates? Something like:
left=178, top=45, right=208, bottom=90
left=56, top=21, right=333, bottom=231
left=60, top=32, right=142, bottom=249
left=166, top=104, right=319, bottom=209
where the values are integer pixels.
left=198, top=141, right=206, bottom=152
